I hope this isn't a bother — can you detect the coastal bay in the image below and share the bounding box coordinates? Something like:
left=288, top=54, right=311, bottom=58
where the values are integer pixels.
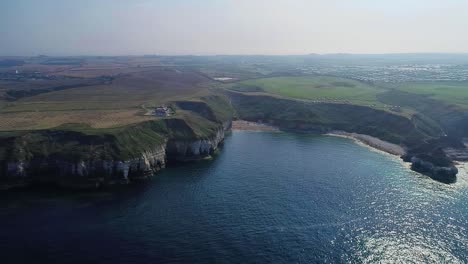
left=1, top=131, right=467, bottom=263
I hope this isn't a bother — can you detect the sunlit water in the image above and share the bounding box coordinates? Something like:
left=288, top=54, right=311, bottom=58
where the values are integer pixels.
left=1, top=131, right=467, bottom=263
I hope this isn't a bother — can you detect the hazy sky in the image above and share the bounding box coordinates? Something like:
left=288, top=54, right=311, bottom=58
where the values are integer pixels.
left=1, top=0, right=468, bottom=56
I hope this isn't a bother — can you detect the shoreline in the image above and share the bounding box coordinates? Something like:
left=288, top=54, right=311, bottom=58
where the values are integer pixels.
left=232, top=122, right=405, bottom=156
left=326, top=131, right=468, bottom=184
left=325, top=131, right=406, bottom=157
left=232, top=124, right=468, bottom=180
left=454, top=161, right=468, bottom=178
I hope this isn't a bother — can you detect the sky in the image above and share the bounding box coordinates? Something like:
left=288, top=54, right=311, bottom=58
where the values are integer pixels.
left=1, top=0, right=468, bottom=56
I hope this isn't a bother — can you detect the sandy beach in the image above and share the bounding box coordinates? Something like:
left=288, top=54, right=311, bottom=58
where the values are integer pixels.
left=326, top=130, right=406, bottom=156
left=232, top=123, right=405, bottom=156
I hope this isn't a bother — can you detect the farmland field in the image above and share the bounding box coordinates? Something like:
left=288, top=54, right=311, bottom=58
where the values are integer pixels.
left=0, top=66, right=214, bottom=131
left=0, top=109, right=154, bottom=131
left=235, top=76, right=384, bottom=106
left=2, top=55, right=468, bottom=133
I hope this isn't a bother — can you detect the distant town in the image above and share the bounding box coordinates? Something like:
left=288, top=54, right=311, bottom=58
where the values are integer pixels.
left=301, top=64, right=468, bottom=83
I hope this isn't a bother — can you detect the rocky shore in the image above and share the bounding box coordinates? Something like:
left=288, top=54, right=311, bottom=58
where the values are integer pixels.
left=326, top=130, right=462, bottom=183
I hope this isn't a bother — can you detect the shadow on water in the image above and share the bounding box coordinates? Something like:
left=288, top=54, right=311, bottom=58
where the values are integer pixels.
left=0, top=144, right=227, bottom=212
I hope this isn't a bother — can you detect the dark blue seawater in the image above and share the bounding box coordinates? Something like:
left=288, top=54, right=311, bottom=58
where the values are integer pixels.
left=1, top=131, right=467, bottom=263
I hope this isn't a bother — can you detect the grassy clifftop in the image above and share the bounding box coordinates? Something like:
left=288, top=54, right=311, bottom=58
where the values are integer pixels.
left=0, top=63, right=234, bottom=164
left=0, top=94, right=233, bottom=163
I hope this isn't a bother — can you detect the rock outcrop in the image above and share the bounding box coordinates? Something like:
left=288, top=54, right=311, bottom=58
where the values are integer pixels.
left=409, top=157, right=458, bottom=184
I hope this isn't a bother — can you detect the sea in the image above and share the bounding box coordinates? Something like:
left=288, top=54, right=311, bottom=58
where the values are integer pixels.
left=1, top=131, right=467, bottom=263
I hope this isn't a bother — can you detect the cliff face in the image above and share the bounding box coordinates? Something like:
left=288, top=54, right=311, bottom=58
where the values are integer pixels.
left=0, top=93, right=234, bottom=189
left=166, top=128, right=225, bottom=162
left=4, top=144, right=167, bottom=188
left=1, top=125, right=228, bottom=189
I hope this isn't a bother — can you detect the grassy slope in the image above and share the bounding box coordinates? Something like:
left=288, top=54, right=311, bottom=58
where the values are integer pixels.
left=228, top=91, right=432, bottom=145
left=225, top=74, right=463, bottom=147
left=378, top=90, right=468, bottom=138
left=235, top=76, right=384, bottom=106
left=229, top=75, right=468, bottom=139
left=397, top=81, right=468, bottom=108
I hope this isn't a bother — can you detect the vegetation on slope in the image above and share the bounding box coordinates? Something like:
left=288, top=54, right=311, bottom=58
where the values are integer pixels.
left=397, top=81, right=468, bottom=108
left=228, top=91, right=435, bottom=146
left=232, top=76, right=383, bottom=106
left=378, top=90, right=468, bottom=138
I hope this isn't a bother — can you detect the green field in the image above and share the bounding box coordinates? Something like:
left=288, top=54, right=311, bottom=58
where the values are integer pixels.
left=235, top=76, right=383, bottom=106
left=397, top=82, right=468, bottom=108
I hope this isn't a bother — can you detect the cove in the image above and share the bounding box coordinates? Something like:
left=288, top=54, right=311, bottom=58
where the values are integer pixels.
left=1, top=131, right=467, bottom=263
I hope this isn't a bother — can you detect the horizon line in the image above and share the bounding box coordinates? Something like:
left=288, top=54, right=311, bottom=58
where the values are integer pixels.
left=2, top=52, right=468, bottom=58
